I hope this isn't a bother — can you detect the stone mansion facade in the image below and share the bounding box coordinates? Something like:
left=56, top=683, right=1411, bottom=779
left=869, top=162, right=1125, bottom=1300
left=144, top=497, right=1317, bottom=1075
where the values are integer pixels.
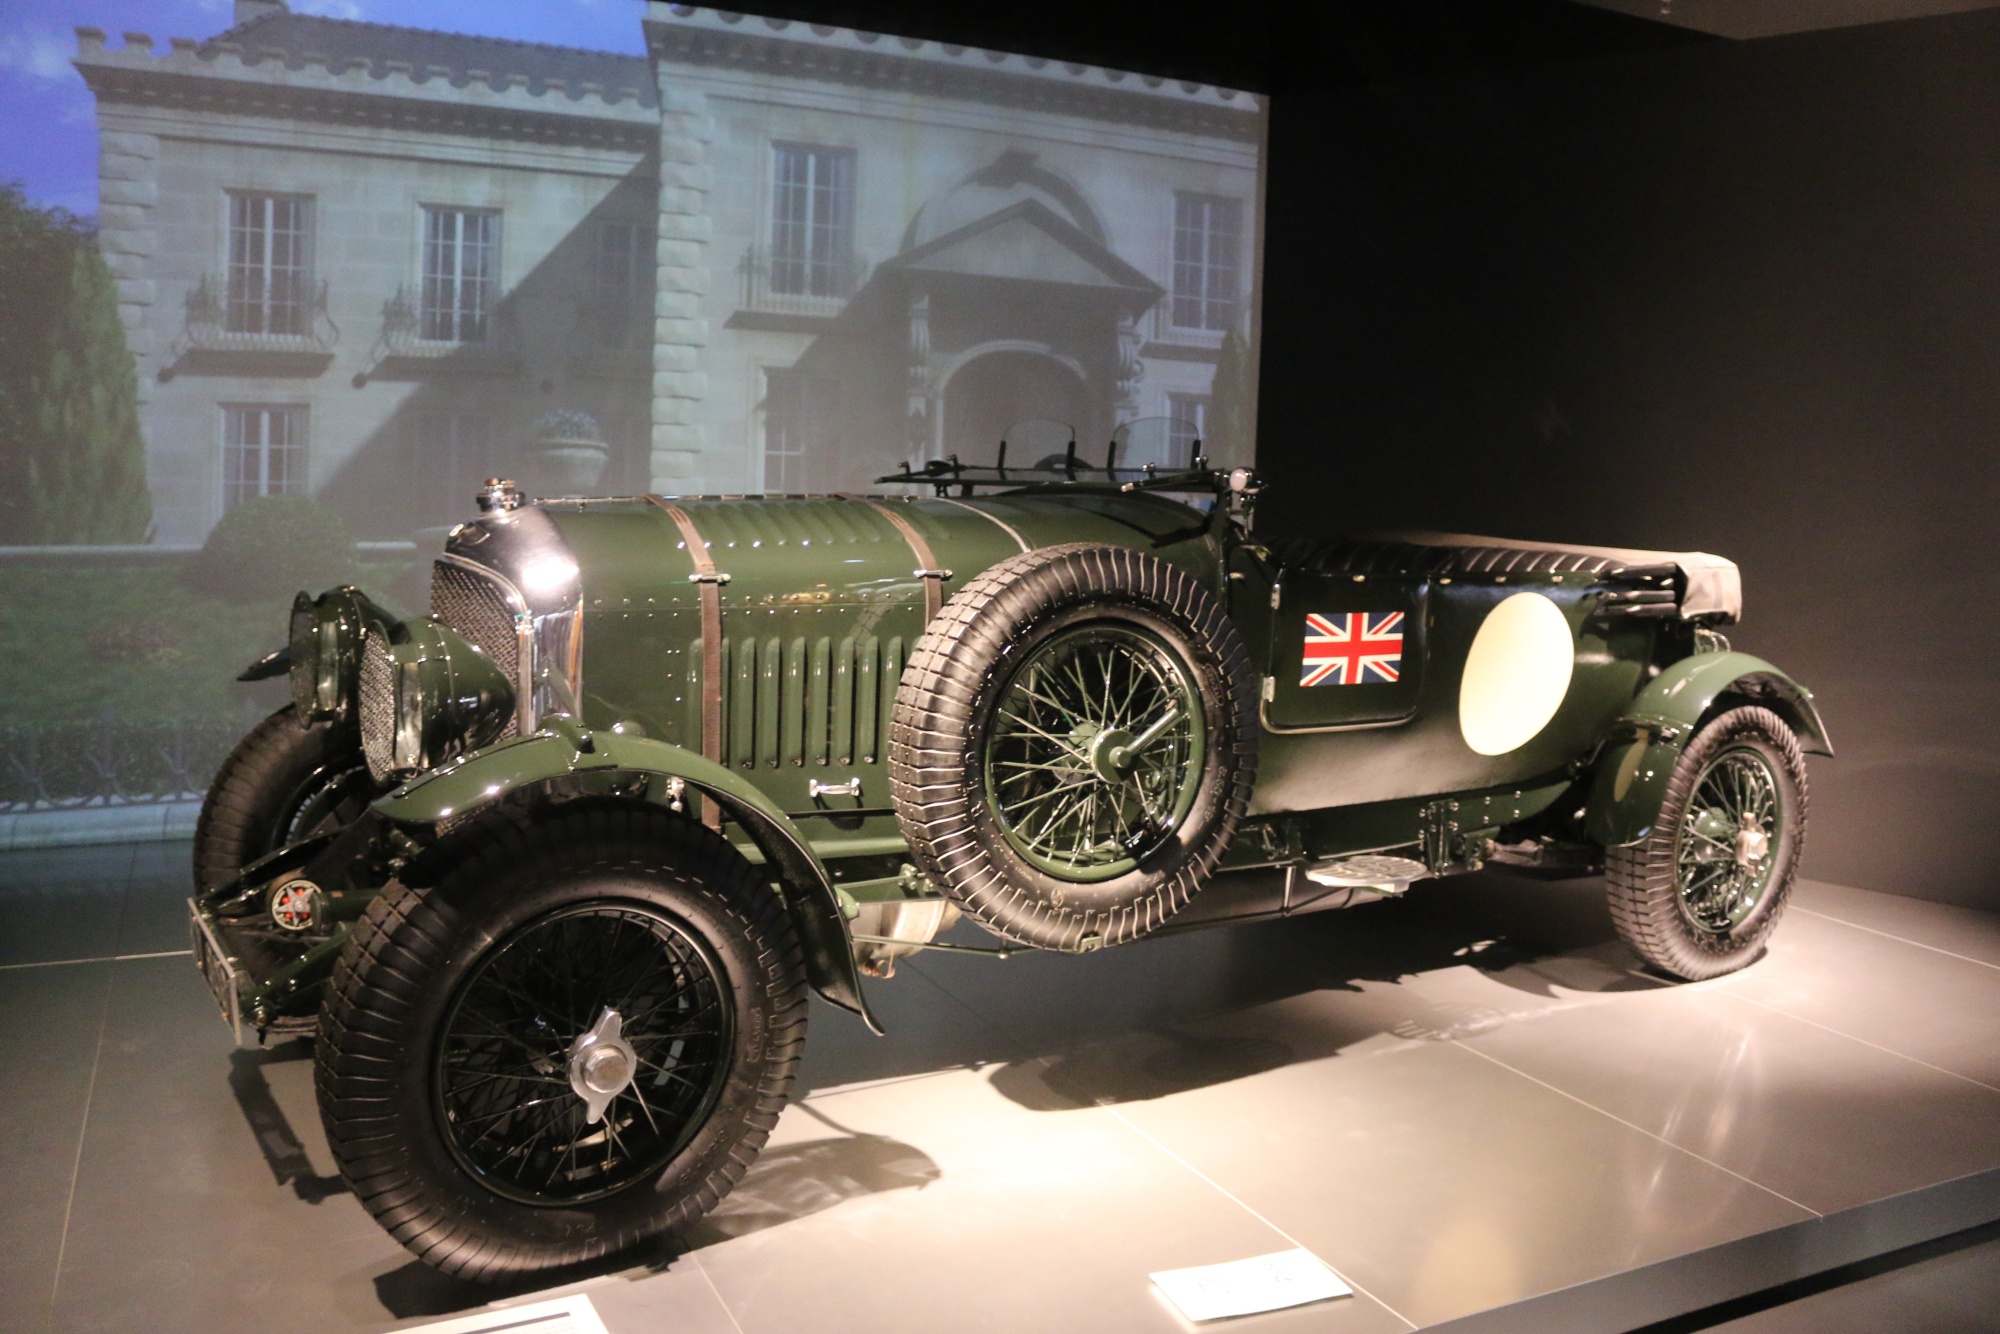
left=76, top=1, right=1264, bottom=542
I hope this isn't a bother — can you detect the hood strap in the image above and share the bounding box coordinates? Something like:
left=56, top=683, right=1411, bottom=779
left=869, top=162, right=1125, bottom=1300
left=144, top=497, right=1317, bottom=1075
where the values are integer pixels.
left=843, top=495, right=951, bottom=622
left=645, top=496, right=726, bottom=831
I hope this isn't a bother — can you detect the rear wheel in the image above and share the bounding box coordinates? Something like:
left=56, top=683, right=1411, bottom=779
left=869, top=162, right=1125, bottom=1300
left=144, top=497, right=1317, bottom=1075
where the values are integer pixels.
left=1606, top=706, right=1807, bottom=980
left=315, top=802, right=806, bottom=1281
left=194, top=707, right=375, bottom=892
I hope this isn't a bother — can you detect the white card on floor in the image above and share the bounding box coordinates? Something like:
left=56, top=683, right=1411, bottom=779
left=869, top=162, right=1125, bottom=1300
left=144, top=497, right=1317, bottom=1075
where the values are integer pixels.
left=389, top=1293, right=610, bottom=1334
left=1150, top=1248, right=1351, bottom=1322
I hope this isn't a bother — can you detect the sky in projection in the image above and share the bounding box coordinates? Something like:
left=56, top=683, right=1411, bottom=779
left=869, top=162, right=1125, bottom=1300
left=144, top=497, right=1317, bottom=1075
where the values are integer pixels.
left=0, top=0, right=649, bottom=214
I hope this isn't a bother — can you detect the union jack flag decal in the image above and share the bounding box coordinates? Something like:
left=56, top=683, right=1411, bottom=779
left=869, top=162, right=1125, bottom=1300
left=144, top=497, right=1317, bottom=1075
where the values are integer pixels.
left=1302, top=611, right=1404, bottom=687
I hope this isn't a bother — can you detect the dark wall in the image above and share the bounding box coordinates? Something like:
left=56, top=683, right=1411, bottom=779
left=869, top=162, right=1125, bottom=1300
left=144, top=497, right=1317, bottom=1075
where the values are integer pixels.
left=707, top=0, right=2000, bottom=907
left=723, top=0, right=1707, bottom=94
left=1254, top=10, right=2000, bottom=907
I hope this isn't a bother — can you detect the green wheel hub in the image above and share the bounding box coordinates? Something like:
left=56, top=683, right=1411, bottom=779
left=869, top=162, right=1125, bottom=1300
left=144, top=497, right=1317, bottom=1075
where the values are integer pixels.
left=983, top=623, right=1204, bottom=881
left=1675, top=746, right=1782, bottom=934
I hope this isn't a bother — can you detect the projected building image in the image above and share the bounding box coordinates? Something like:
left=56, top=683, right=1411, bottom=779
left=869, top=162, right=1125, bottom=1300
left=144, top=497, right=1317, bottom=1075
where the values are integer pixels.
left=77, top=1, right=1266, bottom=542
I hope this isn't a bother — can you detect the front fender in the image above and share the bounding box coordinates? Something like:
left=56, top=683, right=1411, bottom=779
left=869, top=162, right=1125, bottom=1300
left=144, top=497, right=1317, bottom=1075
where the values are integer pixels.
left=289, top=586, right=400, bottom=723
left=373, top=732, right=881, bottom=1033
left=1585, top=651, right=1831, bottom=847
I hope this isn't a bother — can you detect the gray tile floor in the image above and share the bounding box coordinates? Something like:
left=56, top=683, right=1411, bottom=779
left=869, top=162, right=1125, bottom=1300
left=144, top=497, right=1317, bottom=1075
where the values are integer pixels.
left=1705, top=1224, right=2000, bottom=1333
left=2, top=842, right=1997, bottom=1332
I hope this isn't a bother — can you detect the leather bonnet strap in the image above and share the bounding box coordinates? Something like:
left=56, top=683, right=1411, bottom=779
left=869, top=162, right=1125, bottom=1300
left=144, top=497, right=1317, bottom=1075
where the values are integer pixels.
left=644, top=496, right=726, bottom=831
left=844, top=495, right=952, bottom=622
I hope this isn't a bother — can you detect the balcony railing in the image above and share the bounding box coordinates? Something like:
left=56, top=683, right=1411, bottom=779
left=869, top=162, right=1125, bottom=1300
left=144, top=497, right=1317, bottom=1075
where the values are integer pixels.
left=375, top=284, right=471, bottom=359
left=173, top=274, right=338, bottom=356
left=738, top=244, right=868, bottom=318
left=354, top=285, right=520, bottom=384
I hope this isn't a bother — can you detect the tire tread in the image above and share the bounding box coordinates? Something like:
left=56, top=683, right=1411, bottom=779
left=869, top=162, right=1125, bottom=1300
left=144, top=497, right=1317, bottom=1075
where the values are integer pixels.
left=316, top=801, right=806, bottom=1282
left=1605, top=705, right=1808, bottom=980
left=888, top=543, right=1257, bottom=950
left=193, top=706, right=357, bottom=891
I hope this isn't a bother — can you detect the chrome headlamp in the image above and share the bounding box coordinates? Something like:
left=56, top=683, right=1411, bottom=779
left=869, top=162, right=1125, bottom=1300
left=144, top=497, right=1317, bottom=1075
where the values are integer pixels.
left=393, top=660, right=426, bottom=772
left=360, top=619, right=516, bottom=781
left=289, top=587, right=398, bottom=725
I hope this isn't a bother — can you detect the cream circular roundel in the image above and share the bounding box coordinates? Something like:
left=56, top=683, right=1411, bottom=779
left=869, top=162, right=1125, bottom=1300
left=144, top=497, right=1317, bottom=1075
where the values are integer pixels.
left=1458, top=591, right=1576, bottom=756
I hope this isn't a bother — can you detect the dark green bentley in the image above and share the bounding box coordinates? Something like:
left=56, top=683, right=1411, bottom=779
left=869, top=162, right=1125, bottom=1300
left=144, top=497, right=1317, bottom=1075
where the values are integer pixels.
left=190, top=426, right=1828, bottom=1280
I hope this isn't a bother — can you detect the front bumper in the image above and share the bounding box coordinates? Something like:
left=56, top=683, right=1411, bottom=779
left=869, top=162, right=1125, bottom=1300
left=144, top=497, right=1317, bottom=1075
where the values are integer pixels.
left=187, top=896, right=347, bottom=1046
left=188, top=898, right=248, bottom=1046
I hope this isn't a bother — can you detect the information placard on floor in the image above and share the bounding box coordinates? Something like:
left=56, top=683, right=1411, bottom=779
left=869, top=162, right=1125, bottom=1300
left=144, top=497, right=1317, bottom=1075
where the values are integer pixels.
left=387, top=1293, right=609, bottom=1334
left=1150, top=1248, right=1352, bottom=1322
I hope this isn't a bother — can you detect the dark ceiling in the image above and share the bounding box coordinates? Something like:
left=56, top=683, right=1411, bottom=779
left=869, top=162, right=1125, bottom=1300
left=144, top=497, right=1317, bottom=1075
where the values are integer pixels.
left=1569, top=0, right=2000, bottom=39
left=645, top=0, right=1714, bottom=96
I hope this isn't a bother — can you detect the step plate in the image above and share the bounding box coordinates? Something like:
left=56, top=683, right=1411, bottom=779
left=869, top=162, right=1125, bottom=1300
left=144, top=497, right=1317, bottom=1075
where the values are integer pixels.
left=1303, top=854, right=1430, bottom=890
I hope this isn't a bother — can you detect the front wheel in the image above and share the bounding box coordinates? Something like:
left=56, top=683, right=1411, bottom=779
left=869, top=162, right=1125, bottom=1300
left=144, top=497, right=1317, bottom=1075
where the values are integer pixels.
left=194, top=706, right=377, bottom=893
left=1606, top=705, right=1808, bottom=980
left=314, top=802, right=807, bottom=1281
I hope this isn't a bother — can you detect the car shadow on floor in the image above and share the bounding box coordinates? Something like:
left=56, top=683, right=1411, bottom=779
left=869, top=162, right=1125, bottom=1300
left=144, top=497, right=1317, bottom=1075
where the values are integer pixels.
left=680, top=1101, right=942, bottom=1246
left=950, top=868, right=1681, bottom=1112
left=228, top=1040, right=349, bottom=1203
left=367, top=1101, right=941, bottom=1319
left=373, top=1256, right=599, bottom=1320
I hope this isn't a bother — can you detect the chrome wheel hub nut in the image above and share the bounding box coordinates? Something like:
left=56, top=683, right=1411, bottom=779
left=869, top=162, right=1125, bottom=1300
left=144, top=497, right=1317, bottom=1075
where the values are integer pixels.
left=1735, top=819, right=1771, bottom=869
left=568, top=1008, right=638, bottom=1124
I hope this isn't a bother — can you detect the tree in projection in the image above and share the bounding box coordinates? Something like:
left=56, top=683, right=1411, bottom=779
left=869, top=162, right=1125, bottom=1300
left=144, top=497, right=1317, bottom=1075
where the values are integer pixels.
left=0, top=182, right=151, bottom=545
left=1209, top=327, right=1258, bottom=465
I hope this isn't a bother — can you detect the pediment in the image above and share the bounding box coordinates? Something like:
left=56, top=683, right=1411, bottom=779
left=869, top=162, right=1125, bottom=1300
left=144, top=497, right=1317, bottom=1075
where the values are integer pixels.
left=886, top=198, right=1163, bottom=298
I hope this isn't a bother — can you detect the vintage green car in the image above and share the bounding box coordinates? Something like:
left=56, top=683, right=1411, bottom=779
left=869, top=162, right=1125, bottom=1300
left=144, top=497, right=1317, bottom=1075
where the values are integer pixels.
left=190, top=424, right=1828, bottom=1281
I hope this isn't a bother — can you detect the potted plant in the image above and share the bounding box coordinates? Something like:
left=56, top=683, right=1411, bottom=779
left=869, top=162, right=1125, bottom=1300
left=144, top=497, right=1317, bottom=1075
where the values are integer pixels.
left=525, top=409, right=610, bottom=495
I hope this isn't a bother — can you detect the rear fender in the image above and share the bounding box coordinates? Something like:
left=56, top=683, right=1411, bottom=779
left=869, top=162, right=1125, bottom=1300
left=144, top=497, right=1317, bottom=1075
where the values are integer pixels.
left=373, top=732, right=881, bottom=1033
left=1585, top=651, right=1830, bottom=848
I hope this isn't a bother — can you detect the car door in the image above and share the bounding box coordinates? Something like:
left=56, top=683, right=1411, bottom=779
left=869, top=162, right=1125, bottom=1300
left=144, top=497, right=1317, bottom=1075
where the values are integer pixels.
left=1262, top=565, right=1428, bottom=732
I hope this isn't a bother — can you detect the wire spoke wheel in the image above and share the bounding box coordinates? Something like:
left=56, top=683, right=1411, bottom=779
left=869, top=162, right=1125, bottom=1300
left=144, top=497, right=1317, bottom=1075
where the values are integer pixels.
left=318, top=803, right=806, bottom=1282
left=196, top=707, right=375, bottom=893
left=437, top=903, right=732, bottom=1205
left=892, top=543, right=1257, bottom=952
left=279, top=759, right=378, bottom=844
left=1605, top=705, right=1808, bottom=981
left=1674, top=748, right=1781, bottom=934
left=984, top=625, right=1204, bottom=881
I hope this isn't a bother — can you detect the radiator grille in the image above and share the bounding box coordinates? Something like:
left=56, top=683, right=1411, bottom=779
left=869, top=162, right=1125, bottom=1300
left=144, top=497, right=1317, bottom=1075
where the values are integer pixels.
left=690, top=633, right=903, bottom=770
left=358, top=630, right=397, bottom=782
left=430, top=559, right=521, bottom=739
left=431, top=561, right=518, bottom=673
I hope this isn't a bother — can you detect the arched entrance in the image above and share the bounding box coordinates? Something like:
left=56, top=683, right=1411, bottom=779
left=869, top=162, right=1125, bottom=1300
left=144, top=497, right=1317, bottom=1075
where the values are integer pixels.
left=942, top=351, right=1090, bottom=462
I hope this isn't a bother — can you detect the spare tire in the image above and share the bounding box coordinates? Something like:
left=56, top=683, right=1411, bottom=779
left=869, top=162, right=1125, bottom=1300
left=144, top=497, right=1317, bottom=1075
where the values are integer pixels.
left=889, top=544, right=1257, bottom=951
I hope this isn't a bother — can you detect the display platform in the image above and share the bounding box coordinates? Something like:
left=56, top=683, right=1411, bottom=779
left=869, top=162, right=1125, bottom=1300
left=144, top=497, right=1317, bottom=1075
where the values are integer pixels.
left=4, top=840, right=1998, bottom=1333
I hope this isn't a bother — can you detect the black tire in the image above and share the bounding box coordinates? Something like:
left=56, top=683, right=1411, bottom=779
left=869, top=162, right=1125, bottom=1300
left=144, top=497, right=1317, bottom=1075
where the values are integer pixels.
left=194, top=706, right=375, bottom=892
left=315, top=801, right=806, bottom=1282
left=889, top=543, right=1257, bottom=951
left=1606, top=706, right=1808, bottom=980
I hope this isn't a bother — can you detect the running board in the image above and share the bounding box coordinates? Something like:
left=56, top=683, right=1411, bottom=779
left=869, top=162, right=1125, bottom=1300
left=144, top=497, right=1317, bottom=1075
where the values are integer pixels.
left=1301, top=854, right=1431, bottom=896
